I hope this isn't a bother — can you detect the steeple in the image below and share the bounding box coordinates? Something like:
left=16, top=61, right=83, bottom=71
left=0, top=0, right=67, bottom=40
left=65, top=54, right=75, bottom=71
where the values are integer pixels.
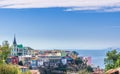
left=13, top=34, right=17, bottom=46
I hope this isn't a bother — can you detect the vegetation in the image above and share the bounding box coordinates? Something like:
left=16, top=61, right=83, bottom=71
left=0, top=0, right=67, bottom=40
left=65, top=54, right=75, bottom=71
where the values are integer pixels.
left=0, top=64, right=21, bottom=74
left=75, top=57, right=83, bottom=65
left=23, top=71, right=31, bottom=74
left=0, top=64, right=31, bottom=74
left=0, top=41, right=31, bottom=74
left=0, top=41, right=10, bottom=64
left=18, top=61, right=23, bottom=66
left=86, top=66, right=93, bottom=72
left=78, top=69, right=92, bottom=74
left=104, top=49, right=120, bottom=71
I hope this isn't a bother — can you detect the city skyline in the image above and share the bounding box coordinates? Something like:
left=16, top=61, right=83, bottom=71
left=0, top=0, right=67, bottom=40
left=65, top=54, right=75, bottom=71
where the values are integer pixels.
left=0, top=0, right=120, bottom=49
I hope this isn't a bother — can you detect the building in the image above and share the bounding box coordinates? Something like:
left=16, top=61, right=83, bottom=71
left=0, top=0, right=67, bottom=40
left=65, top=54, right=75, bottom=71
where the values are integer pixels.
left=80, top=56, right=92, bottom=65
left=11, top=44, right=26, bottom=56
left=86, top=57, right=92, bottom=65
left=33, top=50, right=40, bottom=56
left=24, top=47, right=34, bottom=56
left=11, top=35, right=34, bottom=57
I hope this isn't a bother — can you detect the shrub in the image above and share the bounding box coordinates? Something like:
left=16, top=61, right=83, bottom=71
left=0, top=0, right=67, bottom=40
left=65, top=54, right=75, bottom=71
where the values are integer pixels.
left=78, top=69, right=92, bottom=74
left=0, top=64, right=21, bottom=74
left=23, top=71, right=31, bottom=74
left=0, top=64, right=31, bottom=74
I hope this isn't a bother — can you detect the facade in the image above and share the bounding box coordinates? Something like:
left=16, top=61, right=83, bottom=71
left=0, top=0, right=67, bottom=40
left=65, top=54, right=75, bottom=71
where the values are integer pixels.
left=82, top=56, right=92, bottom=65
left=34, top=50, right=40, bottom=56
left=24, top=47, right=34, bottom=56
left=61, top=51, right=67, bottom=57
left=11, top=44, right=26, bottom=56
left=17, top=44, right=26, bottom=56
left=87, top=57, right=92, bottom=65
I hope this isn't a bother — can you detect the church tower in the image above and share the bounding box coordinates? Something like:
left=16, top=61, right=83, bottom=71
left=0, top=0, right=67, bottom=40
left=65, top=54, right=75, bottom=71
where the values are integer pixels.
left=11, top=34, right=18, bottom=56
left=13, top=34, right=17, bottom=46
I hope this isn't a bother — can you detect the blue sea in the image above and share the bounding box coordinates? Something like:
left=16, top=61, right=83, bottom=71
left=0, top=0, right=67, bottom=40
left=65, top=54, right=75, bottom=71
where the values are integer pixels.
left=76, top=50, right=107, bottom=69
left=74, top=49, right=120, bottom=69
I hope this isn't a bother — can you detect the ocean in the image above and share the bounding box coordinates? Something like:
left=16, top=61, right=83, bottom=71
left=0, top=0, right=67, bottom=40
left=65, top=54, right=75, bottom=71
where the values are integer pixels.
left=76, top=49, right=110, bottom=69
left=75, top=49, right=120, bottom=69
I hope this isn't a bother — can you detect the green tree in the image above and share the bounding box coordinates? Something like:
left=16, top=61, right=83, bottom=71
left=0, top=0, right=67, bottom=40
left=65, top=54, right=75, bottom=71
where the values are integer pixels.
left=75, top=57, right=83, bottom=65
left=0, top=41, right=10, bottom=64
left=87, top=66, right=93, bottom=72
left=104, top=49, right=120, bottom=71
left=0, top=64, right=31, bottom=74
left=18, top=61, right=23, bottom=66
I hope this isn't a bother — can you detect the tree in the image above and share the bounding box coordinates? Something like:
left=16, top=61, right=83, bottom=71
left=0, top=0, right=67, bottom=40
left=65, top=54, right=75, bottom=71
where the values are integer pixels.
left=86, top=66, right=93, bottom=72
left=104, top=49, right=120, bottom=71
left=0, top=41, right=10, bottom=64
left=18, top=61, right=23, bottom=66
left=75, top=57, right=83, bottom=65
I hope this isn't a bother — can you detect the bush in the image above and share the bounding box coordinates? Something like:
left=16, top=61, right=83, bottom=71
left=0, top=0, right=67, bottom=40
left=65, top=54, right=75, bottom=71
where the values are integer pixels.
left=78, top=69, right=92, bottom=74
left=18, top=61, right=23, bottom=66
left=0, top=64, right=31, bottom=74
left=86, top=66, right=93, bottom=72
left=23, top=71, right=31, bottom=74
left=0, top=64, right=21, bottom=74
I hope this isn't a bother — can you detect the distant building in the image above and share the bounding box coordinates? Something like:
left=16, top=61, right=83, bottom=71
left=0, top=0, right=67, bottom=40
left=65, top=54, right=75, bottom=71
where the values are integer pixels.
left=34, top=50, right=40, bottom=56
left=61, top=51, right=67, bottom=57
left=87, top=57, right=92, bottom=65
left=81, top=56, right=92, bottom=65
left=61, top=58, right=67, bottom=65
left=24, top=47, right=34, bottom=56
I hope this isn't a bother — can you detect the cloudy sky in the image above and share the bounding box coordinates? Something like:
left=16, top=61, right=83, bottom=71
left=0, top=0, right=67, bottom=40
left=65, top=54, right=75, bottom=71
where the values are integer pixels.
left=0, top=0, right=120, bottom=12
left=0, top=0, right=120, bottom=49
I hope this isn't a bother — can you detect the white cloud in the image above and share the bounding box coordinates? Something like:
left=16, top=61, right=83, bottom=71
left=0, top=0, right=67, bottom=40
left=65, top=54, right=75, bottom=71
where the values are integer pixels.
left=0, top=0, right=120, bottom=12
left=65, top=7, right=101, bottom=11
left=103, top=7, right=120, bottom=12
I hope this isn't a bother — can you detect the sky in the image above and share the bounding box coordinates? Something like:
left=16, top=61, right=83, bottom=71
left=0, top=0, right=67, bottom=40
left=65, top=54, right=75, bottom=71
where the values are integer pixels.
left=0, top=0, right=120, bottom=49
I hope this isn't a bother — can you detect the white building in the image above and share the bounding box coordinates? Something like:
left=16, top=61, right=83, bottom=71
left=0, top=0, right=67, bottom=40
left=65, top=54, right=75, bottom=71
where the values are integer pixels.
left=11, top=35, right=34, bottom=57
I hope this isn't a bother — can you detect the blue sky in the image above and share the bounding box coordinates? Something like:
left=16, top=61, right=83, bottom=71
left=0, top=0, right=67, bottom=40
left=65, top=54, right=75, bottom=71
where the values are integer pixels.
left=0, top=8, right=120, bottom=49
